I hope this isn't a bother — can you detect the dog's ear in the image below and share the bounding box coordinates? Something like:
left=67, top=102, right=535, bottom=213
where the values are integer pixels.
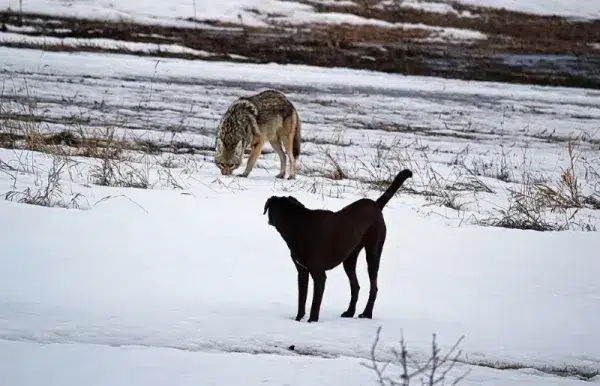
left=286, top=196, right=305, bottom=208
left=263, top=196, right=275, bottom=215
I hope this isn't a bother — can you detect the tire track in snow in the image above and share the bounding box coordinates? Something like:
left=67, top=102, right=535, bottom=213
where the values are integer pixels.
left=0, top=305, right=598, bottom=382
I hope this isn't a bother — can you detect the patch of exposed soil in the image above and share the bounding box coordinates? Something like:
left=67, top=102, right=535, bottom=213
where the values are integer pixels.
left=1, top=5, right=599, bottom=89
left=308, top=0, right=600, bottom=49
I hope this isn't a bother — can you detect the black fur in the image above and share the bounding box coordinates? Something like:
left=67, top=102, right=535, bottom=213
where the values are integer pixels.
left=263, top=169, right=413, bottom=322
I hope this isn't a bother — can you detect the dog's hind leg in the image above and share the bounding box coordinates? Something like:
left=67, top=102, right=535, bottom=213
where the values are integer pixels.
left=308, top=270, right=327, bottom=323
left=341, top=246, right=362, bottom=318
left=359, top=226, right=386, bottom=319
left=295, top=264, right=309, bottom=321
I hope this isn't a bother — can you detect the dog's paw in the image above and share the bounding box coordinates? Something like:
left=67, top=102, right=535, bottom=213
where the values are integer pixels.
left=340, top=311, right=355, bottom=318
left=295, top=314, right=305, bottom=322
left=307, top=318, right=318, bottom=323
left=287, top=175, right=296, bottom=180
left=275, top=173, right=285, bottom=179
left=358, top=312, right=373, bottom=319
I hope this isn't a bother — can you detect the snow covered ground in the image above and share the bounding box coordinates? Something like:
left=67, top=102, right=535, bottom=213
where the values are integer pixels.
left=0, top=0, right=489, bottom=46
left=1, top=45, right=600, bottom=385
left=1, top=0, right=598, bottom=26
left=452, top=0, right=600, bottom=19
left=0, top=150, right=599, bottom=385
left=0, top=32, right=215, bottom=57
left=5, top=340, right=597, bottom=386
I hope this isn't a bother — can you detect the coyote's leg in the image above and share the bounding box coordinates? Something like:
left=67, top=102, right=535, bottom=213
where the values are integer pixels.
left=284, top=130, right=296, bottom=180
left=240, top=138, right=265, bottom=178
left=270, top=139, right=287, bottom=178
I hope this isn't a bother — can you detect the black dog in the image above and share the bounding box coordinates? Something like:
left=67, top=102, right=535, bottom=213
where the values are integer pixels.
left=263, top=169, right=413, bottom=322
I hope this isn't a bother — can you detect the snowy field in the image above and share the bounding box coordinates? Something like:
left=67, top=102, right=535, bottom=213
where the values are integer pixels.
left=1, top=43, right=600, bottom=385
left=1, top=0, right=599, bottom=28
left=451, top=0, right=600, bottom=19
left=0, top=0, right=491, bottom=47
left=0, top=3, right=599, bottom=386
left=2, top=0, right=598, bottom=92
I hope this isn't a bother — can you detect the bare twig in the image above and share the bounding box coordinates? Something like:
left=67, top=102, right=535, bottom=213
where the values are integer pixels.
left=363, top=326, right=470, bottom=386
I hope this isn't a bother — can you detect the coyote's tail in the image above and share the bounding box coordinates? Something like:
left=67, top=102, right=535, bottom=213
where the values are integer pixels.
left=375, top=169, right=413, bottom=210
left=292, top=109, right=301, bottom=159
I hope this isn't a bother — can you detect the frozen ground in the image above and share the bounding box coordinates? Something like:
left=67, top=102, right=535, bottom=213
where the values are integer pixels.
left=0, top=32, right=227, bottom=58
left=451, top=0, right=600, bottom=19
left=2, top=0, right=599, bottom=90
left=1, top=46, right=600, bottom=385
left=4, top=340, right=597, bottom=386
left=2, top=47, right=599, bottom=224
left=1, top=0, right=598, bottom=24
left=0, top=154, right=599, bottom=385
left=0, top=0, right=489, bottom=44
left=3, top=340, right=599, bottom=386
left=1, top=0, right=473, bottom=28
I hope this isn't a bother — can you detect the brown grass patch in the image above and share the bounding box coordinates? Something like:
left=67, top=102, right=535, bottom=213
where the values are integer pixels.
left=294, top=23, right=432, bottom=45
left=308, top=0, right=600, bottom=46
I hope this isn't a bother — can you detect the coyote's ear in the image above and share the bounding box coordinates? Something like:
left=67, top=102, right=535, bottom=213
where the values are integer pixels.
left=263, top=196, right=275, bottom=215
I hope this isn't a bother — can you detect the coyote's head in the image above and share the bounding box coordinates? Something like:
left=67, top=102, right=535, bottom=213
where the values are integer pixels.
left=214, top=137, right=244, bottom=175
left=213, top=100, right=258, bottom=175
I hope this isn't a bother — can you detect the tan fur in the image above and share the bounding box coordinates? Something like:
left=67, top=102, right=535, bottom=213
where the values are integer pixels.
left=214, top=89, right=302, bottom=179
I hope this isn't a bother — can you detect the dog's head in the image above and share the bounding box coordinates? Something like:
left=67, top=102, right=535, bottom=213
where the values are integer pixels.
left=263, top=195, right=306, bottom=227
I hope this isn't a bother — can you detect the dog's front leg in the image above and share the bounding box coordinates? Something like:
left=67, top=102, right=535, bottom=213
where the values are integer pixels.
left=295, top=266, right=309, bottom=321
left=308, top=270, right=326, bottom=323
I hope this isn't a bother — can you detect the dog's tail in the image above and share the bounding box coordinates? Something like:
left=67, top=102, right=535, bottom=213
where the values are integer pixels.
left=375, top=169, right=413, bottom=210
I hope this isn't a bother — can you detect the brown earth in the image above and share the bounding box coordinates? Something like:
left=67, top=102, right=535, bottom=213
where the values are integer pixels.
left=308, top=0, right=600, bottom=51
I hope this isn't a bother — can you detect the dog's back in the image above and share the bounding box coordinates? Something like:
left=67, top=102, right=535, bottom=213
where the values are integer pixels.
left=325, top=167, right=413, bottom=246
left=265, top=197, right=382, bottom=270
left=265, top=169, right=412, bottom=267
left=309, top=201, right=385, bottom=267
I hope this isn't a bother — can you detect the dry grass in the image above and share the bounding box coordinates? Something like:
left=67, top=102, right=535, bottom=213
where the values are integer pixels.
left=4, top=105, right=596, bottom=230
left=2, top=151, right=86, bottom=209
left=473, top=142, right=599, bottom=231
left=1, top=76, right=598, bottom=231
left=299, top=129, right=599, bottom=231
left=0, top=79, right=209, bottom=208
left=284, top=23, right=433, bottom=47
left=534, top=140, right=600, bottom=210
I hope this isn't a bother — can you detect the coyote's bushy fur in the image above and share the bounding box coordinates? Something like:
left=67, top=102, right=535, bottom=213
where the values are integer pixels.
left=214, top=89, right=301, bottom=179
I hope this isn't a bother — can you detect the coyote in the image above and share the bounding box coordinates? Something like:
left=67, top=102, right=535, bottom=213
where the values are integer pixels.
left=214, top=89, right=301, bottom=179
